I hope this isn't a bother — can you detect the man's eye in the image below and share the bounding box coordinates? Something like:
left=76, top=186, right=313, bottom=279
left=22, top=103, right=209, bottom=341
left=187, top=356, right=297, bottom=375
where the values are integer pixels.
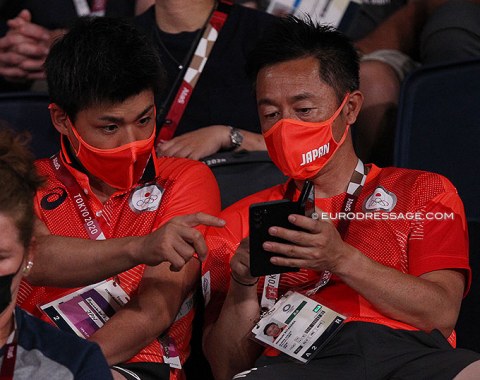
left=297, top=108, right=312, bottom=115
left=103, top=124, right=118, bottom=133
left=264, top=111, right=279, bottom=120
left=139, top=116, right=152, bottom=125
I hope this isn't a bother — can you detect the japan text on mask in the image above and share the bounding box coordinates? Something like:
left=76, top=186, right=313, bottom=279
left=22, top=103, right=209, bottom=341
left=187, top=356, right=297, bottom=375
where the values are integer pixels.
left=263, top=94, right=350, bottom=180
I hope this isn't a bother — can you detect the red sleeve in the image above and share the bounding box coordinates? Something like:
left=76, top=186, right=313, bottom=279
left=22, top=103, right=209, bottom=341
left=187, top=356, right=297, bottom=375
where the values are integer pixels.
left=408, top=176, right=470, bottom=294
left=153, top=159, right=221, bottom=263
left=157, top=160, right=221, bottom=226
left=201, top=184, right=287, bottom=327
left=202, top=205, right=250, bottom=327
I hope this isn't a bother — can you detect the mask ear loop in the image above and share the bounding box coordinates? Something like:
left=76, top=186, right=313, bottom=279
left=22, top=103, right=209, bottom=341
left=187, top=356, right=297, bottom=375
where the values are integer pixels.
left=48, top=103, right=81, bottom=157
left=330, top=93, right=351, bottom=144
left=333, top=122, right=351, bottom=145
left=303, top=94, right=352, bottom=176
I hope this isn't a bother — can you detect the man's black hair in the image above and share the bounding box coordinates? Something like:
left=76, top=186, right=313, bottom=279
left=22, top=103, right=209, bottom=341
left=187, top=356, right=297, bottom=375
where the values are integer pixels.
left=246, top=16, right=360, bottom=101
left=45, top=16, right=166, bottom=119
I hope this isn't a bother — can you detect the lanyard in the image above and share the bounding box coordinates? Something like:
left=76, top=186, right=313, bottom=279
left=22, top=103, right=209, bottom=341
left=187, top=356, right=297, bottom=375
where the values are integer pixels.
left=261, top=160, right=367, bottom=310
left=49, top=154, right=106, bottom=241
left=72, top=0, right=107, bottom=16
left=156, top=0, right=233, bottom=143
left=0, top=320, right=18, bottom=380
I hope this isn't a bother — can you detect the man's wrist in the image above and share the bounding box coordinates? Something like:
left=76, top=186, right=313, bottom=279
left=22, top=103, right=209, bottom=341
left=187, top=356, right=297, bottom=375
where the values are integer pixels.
left=126, top=236, right=143, bottom=266
left=228, top=126, right=244, bottom=149
left=230, top=272, right=258, bottom=287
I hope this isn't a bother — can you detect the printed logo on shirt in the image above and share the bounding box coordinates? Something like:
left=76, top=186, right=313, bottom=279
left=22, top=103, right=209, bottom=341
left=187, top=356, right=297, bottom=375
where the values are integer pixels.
left=129, top=183, right=164, bottom=213
left=40, top=187, right=68, bottom=210
left=363, top=186, right=397, bottom=212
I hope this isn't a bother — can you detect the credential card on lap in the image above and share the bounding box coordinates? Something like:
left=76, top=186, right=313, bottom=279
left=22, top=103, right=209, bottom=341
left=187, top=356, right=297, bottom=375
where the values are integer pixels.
left=252, top=291, right=346, bottom=363
left=40, top=279, right=130, bottom=338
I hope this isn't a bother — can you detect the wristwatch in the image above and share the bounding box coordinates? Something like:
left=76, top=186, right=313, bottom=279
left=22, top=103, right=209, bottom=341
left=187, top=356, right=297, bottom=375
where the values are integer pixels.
left=229, top=127, right=244, bottom=149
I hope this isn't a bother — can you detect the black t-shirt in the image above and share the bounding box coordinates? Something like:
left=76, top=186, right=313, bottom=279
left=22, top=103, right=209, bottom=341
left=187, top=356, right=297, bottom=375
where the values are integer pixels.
left=135, top=4, right=276, bottom=136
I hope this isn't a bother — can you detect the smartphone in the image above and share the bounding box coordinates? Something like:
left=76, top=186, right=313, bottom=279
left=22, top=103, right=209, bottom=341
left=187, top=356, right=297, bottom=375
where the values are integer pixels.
left=249, top=181, right=314, bottom=277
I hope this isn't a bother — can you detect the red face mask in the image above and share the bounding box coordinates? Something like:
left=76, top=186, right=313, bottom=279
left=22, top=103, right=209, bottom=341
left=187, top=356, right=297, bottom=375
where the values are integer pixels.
left=65, top=124, right=155, bottom=191
left=263, top=94, right=350, bottom=180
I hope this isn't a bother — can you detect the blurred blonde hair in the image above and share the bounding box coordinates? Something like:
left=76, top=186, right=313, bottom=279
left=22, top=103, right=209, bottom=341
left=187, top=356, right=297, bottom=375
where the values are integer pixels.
left=0, top=125, right=44, bottom=248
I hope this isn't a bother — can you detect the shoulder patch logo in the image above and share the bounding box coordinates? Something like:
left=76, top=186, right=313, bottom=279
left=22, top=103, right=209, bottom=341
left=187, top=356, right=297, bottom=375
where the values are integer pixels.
left=363, top=186, right=397, bottom=212
left=129, top=183, right=164, bottom=213
left=40, top=187, right=68, bottom=210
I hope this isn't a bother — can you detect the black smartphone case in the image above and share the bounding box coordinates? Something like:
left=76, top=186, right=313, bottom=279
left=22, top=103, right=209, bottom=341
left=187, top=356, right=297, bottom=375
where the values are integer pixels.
left=249, top=199, right=303, bottom=277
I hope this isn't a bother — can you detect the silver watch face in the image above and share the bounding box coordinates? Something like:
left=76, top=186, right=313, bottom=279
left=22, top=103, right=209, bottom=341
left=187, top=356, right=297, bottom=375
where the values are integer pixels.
left=231, top=128, right=244, bottom=147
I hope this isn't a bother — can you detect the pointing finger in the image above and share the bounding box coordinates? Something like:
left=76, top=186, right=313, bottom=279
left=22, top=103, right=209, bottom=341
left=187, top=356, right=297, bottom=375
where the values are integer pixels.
left=176, top=212, right=226, bottom=229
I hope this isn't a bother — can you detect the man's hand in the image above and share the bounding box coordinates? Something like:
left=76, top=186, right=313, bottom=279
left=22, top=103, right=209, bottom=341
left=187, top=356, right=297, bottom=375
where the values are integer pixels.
left=262, top=213, right=351, bottom=273
left=157, top=125, right=232, bottom=160
left=137, top=212, right=225, bottom=271
left=229, top=237, right=259, bottom=286
left=0, top=10, right=58, bottom=82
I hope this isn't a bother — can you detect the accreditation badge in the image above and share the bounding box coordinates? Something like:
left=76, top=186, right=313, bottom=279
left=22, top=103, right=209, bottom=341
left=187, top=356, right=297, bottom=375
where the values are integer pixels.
left=159, top=335, right=182, bottom=369
left=251, top=291, right=345, bottom=363
left=40, top=279, right=130, bottom=338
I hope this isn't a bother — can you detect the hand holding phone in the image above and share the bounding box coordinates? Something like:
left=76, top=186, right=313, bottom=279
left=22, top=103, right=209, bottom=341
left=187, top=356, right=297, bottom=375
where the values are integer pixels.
left=249, top=181, right=314, bottom=277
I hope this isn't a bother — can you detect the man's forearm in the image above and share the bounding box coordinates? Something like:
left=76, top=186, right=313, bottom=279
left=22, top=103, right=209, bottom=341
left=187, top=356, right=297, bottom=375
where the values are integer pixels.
left=204, top=283, right=263, bottom=380
left=89, top=261, right=198, bottom=364
left=28, top=235, right=140, bottom=287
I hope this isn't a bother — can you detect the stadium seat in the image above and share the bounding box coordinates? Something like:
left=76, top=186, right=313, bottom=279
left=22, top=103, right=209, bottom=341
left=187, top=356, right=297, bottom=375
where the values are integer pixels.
left=202, top=150, right=287, bottom=209
left=394, top=58, right=480, bottom=352
left=457, top=221, right=480, bottom=352
left=0, top=91, right=59, bottom=158
left=394, top=58, right=480, bottom=222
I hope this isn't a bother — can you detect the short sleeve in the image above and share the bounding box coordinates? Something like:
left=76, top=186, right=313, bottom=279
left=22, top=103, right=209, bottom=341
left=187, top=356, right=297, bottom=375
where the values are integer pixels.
left=408, top=175, right=470, bottom=293
left=202, top=207, right=248, bottom=327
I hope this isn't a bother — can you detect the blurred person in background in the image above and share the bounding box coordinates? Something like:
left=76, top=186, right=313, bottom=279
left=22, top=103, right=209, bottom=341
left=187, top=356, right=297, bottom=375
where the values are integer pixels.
left=135, top=0, right=275, bottom=160
left=0, top=126, right=113, bottom=379
left=0, top=0, right=154, bottom=91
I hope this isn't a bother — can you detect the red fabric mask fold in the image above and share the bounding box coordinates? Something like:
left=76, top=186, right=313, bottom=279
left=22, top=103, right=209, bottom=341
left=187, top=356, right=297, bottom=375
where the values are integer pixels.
left=65, top=125, right=155, bottom=191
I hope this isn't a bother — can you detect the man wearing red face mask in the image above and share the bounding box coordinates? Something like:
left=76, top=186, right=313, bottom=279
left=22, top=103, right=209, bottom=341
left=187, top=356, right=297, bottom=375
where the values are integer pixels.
left=15, top=17, right=224, bottom=380
left=201, top=16, right=480, bottom=380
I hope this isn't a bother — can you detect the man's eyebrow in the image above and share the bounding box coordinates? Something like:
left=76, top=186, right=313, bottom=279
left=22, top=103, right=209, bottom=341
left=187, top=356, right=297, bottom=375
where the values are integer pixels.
left=290, top=92, right=316, bottom=102
left=135, top=104, right=155, bottom=119
left=97, top=104, right=155, bottom=123
left=257, top=98, right=276, bottom=107
left=257, top=92, right=316, bottom=107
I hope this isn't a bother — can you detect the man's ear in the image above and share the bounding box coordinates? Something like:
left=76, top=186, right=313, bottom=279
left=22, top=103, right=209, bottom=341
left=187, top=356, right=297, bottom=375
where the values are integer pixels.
left=48, top=103, right=70, bottom=136
left=344, top=91, right=364, bottom=125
